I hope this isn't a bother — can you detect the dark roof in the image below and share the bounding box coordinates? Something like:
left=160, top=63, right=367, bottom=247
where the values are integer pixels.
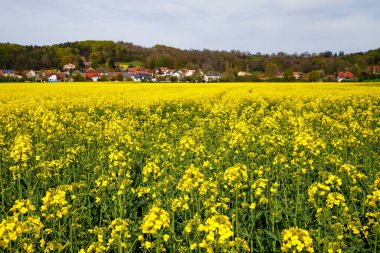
left=123, top=72, right=133, bottom=77
left=108, top=72, right=123, bottom=78
left=134, top=73, right=151, bottom=79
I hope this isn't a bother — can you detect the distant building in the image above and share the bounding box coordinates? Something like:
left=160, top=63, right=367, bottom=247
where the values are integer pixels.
left=47, top=73, right=68, bottom=82
left=276, top=72, right=284, bottom=78
left=123, top=72, right=134, bottom=80
left=205, top=73, right=220, bottom=82
left=108, top=72, right=123, bottom=79
left=63, top=63, right=76, bottom=71
left=2, top=69, right=15, bottom=77
left=293, top=72, right=304, bottom=80
left=237, top=71, right=252, bottom=77
left=26, top=70, right=36, bottom=79
left=337, top=71, right=354, bottom=82
left=133, top=73, right=152, bottom=82
left=367, top=65, right=380, bottom=74
left=48, top=74, right=58, bottom=82
left=184, top=70, right=196, bottom=77
left=85, top=73, right=101, bottom=82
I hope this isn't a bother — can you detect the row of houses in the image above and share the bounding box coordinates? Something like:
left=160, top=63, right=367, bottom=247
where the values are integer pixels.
left=0, top=68, right=356, bottom=82
left=0, top=70, right=69, bottom=82
left=2, top=64, right=379, bottom=82
left=0, top=66, right=221, bottom=82
left=255, top=70, right=356, bottom=82
left=77, top=68, right=221, bottom=82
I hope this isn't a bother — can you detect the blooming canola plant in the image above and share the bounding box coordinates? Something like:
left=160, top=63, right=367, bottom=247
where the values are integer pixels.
left=0, top=82, right=380, bottom=252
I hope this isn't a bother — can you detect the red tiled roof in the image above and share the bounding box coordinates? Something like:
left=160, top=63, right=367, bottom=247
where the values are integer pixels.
left=85, top=73, right=101, bottom=78
left=338, top=71, right=354, bottom=79
left=344, top=72, right=354, bottom=78
left=128, top=68, right=139, bottom=73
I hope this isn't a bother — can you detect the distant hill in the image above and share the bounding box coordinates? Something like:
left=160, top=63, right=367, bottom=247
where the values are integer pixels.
left=0, top=41, right=379, bottom=78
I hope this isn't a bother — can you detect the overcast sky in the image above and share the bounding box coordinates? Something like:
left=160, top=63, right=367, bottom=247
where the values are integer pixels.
left=0, top=0, right=379, bottom=54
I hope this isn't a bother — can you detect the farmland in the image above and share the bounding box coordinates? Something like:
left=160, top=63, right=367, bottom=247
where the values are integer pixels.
left=0, top=82, right=380, bottom=252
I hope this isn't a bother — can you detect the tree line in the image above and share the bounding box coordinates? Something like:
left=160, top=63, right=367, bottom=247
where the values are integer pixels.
left=0, top=40, right=379, bottom=79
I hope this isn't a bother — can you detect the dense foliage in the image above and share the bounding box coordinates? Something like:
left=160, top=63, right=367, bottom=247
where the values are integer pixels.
left=0, top=41, right=379, bottom=77
left=0, top=82, right=380, bottom=252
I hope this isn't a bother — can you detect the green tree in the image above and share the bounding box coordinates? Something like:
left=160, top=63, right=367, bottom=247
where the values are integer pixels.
left=71, top=71, right=85, bottom=82
left=283, top=69, right=295, bottom=81
left=169, top=76, right=178, bottom=83
left=99, top=75, right=110, bottom=82
left=308, top=71, right=322, bottom=82
left=90, top=52, right=102, bottom=67
left=264, top=63, right=280, bottom=78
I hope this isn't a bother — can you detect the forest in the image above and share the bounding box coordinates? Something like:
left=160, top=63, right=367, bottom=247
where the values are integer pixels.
left=0, top=40, right=379, bottom=79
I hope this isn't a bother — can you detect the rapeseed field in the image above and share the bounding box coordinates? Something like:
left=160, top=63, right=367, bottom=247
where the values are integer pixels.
left=0, top=82, right=380, bottom=252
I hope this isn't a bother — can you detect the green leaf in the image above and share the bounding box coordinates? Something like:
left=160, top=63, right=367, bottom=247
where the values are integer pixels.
left=264, top=229, right=279, bottom=242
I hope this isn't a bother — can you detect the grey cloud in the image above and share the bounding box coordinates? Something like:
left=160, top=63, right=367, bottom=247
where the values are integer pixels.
left=0, top=0, right=379, bottom=53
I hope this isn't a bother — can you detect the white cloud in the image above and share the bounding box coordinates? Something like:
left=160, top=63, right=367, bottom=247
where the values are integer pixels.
left=0, top=0, right=379, bottom=53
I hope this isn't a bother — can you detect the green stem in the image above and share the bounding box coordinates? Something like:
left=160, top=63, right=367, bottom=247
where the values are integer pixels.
left=99, top=205, right=103, bottom=227
left=118, top=236, right=122, bottom=253
left=272, top=212, right=276, bottom=252
left=70, top=218, right=73, bottom=252
left=235, top=190, right=239, bottom=235
left=155, top=237, right=161, bottom=253
left=0, top=157, right=5, bottom=212
left=118, top=195, right=123, bottom=217
left=18, top=176, right=22, bottom=199
left=294, top=174, right=300, bottom=226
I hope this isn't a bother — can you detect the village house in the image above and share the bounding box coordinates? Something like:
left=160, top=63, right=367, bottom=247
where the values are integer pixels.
left=47, top=72, right=68, bottom=82
left=85, top=72, right=101, bottom=82
left=40, top=71, right=52, bottom=81
left=133, top=72, right=153, bottom=82
left=183, top=70, right=196, bottom=77
left=107, top=72, right=123, bottom=79
left=237, top=71, right=252, bottom=77
left=159, top=67, right=168, bottom=73
left=47, top=74, right=58, bottom=82
left=293, top=72, right=304, bottom=80
left=127, top=67, right=141, bottom=73
left=205, top=73, right=220, bottom=82
left=63, top=63, right=76, bottom=71
left=123, top=72, right=134, bottom=80
left=367, top=65, right=380, bottom=74
left=27, top=70, right=37, bottom=78
left=164, top=69, right=182, bottom=79
left=1, top=69, right=15, bottom=77
left=337, top=71, right=354, bottom=82
left=20, top=70, right=37, bottom=79
left=276, top=72, right=284, bottom=78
